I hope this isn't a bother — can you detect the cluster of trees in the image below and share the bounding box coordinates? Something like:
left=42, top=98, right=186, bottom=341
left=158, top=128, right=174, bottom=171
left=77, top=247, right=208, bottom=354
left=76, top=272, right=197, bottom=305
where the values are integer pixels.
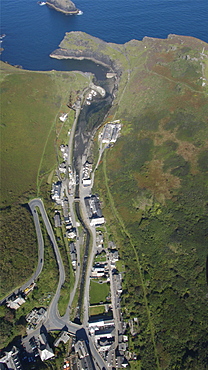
left=0, top=202, right=38, bottom=299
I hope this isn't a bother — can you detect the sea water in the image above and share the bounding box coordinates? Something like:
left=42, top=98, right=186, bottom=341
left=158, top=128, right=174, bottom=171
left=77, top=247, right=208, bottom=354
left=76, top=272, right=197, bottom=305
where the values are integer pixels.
left=1, top=0, right=208, bottom=72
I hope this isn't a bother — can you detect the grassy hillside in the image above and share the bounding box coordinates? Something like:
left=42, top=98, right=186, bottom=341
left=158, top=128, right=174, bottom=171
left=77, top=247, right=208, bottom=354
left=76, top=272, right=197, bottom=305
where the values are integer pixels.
left=0, top=62, right=89, bottom=298
left=94, top=35, right=208, bottom=369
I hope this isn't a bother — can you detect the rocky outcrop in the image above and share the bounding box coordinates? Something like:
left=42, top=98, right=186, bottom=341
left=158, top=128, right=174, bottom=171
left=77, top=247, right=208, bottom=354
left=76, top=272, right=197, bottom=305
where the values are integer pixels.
left=46, top=0, right=79, bottom=14
left=50, top=31, right=124, bottom=75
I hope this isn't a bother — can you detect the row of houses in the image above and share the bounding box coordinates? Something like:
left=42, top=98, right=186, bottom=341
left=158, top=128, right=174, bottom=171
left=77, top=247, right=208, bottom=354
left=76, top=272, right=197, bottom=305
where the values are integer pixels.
left=74, top=340, right=94, bottom=370
left=88, top=240, right=129, bottom=368
left=85, top=88, right=98, bottom=106
left=53, top=197, right=77, bottom=240
left=91, top=262, right=108, bottom=279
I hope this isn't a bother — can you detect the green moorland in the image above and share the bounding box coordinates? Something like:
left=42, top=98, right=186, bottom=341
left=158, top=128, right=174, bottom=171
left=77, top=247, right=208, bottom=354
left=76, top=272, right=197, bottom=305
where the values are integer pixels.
left=0, top=62, right=90, bottom=299
left=93, top=35, right=208, bottom=369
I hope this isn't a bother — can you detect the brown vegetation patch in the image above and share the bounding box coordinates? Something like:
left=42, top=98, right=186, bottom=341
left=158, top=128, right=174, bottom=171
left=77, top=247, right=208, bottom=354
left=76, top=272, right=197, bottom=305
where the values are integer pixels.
left=158, top=51, right=175, bottom=63
left=134, top=160, right=181, bottom=203
left=154, top=129, right=177, bottom=146
left=129, top=70, right=150, bottom=94
left=176, top=141, right=200, bottom=174
left=107, top=142, right=124, bottom=173
left=152, top=64, right=172, bottom=79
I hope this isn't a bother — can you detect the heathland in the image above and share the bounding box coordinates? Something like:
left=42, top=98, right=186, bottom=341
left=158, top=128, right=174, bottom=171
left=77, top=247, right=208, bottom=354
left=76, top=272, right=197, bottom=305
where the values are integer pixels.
left=91, top=35, right=208, bottom=369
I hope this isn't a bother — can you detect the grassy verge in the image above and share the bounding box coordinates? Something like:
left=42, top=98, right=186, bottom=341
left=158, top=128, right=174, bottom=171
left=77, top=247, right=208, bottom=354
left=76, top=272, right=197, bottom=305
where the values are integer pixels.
left=57, top=226, right=75, bottom=317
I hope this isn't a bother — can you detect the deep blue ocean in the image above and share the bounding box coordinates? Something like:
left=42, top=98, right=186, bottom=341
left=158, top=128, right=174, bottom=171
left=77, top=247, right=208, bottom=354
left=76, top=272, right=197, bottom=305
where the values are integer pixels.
left=1, top=0, right=208, bottom=73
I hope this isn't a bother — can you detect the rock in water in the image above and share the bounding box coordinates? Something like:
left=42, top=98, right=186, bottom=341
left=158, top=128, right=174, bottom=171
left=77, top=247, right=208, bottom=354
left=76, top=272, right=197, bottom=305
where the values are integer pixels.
left=46, top=0, right=79, bottom=14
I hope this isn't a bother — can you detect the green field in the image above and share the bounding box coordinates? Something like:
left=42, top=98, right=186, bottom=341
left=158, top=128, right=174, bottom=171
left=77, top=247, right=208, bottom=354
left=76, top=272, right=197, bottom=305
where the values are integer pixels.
left=0, top=62, right=89, bottom=299
left=89, top=280, right=110, bottom=305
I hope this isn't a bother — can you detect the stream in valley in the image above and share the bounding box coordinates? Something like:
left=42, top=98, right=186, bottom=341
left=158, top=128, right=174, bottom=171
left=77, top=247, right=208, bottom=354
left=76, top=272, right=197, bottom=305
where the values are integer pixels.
left=72, top=75, right=116, bottom=320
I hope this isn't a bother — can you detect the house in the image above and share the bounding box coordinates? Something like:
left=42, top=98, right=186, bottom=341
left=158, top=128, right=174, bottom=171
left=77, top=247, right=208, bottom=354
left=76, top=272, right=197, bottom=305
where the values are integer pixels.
left=54, top=212, right=61, bottom=227
left=26, top=307, right=46, bottom=327
left=90, top=217, right=105, bottom=227
left=71, top=252, right=77, bottom=268
left=0, top=346, right=22, bottom=370
left=60, top=144, right=69, bottom=160
left=75, top=340, right=94, bottom=370
left=59, top=162, right=67, bottom=174
left=38, top=333, right=54, bottom=361
left=6, top=295, right=25, bottom=310
left=84, top=195, right=102, bottom=219
left=88, top=316, right=114, bottom=330
left=54, top=331, right=71, bottom=347
left=97, top=337, right=114, bottom=352
left=67, top=228, right=76, bottom=239
left=51, top=181, right=62, bottom=204
left=93, top=326, right=115, bottom=342
left=96, top=232, right=103, bottom=248
left=91, top=263, right=108, bottom=278
left=109, top=249, right=119, bottom=263
left=83, top=178, right=91, bottom=186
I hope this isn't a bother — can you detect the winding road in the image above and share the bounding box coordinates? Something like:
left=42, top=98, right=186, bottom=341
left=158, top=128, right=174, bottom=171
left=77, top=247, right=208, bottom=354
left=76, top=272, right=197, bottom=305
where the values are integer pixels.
left=29, top=198, right=107, bottom=368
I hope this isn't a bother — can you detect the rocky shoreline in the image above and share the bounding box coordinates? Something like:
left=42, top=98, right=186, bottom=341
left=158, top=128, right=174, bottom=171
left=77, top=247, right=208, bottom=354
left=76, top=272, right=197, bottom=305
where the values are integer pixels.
left=50, top=48, right=114, bottom=70
left=46, top=0, right=79, bottom=14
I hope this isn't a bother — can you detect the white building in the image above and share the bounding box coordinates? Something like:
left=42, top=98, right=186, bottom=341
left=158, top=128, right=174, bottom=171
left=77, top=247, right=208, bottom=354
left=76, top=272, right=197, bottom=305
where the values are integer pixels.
left=6, top=296, right=25, bottom=310
left=59, top=113, right=68, bottom=122
left=83, top=178, right=91, bottom=186
left=90, top=217, right=105, bottom=227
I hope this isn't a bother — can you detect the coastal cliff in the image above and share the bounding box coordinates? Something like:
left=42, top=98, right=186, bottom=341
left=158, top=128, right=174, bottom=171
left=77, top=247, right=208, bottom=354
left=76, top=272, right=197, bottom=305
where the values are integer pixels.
left=50, top=31, right=125, bottom=74
left=46, top=0, right=79, bottom=14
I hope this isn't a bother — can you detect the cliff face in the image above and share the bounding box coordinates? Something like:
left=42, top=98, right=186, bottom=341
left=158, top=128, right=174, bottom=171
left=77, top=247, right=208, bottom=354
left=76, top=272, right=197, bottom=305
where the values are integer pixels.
left=46, top=0, right=78, bottom=14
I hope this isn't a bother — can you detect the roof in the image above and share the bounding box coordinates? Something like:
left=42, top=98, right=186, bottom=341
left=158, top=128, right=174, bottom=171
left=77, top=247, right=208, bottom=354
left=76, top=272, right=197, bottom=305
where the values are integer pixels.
left=39, top=348, right=54, bottom=361
left=38, top=333, right=54, bottom=361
